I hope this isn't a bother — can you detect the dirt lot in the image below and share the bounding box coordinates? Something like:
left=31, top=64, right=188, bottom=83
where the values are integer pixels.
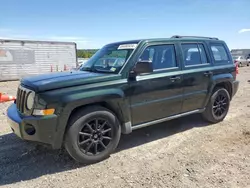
left=0, top=68, right=250, bottom=188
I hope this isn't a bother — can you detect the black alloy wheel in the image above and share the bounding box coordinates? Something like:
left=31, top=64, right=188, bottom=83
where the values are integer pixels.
left=212, top=93, right=229, bottom=118
left=78, top=118, right=112, bottom=155
left=65, top=106, right=121, bottom=164
left=202, top=88, right=230, bottom=123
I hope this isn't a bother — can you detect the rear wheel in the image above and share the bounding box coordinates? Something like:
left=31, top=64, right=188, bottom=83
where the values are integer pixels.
left=202, top=88, right=230, bottom=123
left=65, top=106, right=121, bottom=164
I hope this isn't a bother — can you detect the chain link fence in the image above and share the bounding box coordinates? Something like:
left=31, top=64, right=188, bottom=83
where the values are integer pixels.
left=0, top=81, right=19, bottom=127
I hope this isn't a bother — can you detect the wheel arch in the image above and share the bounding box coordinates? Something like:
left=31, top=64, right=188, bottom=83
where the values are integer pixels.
left=62, top=100, right=131, bottom=146
left=66, top=101, right=126, bottom=132
left=203, top=75, right=234, bottom=109
left=213, top=81, right=233, bottom=99
left=51, top=89, right=132, bottom=149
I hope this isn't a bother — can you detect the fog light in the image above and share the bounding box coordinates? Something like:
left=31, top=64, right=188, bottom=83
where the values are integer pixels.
left=24, top=124, right=36, bottom=135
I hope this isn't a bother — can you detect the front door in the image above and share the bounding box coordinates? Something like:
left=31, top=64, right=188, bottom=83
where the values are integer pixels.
left=129, top=43, right=183, bottom=125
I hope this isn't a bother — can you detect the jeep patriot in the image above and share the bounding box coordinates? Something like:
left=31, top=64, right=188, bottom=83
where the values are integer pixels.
left=7, top=36, right=239, bottom=164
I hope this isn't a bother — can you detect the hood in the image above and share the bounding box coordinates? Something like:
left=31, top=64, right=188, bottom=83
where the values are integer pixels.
left=21, top=71, right=120, bottom=92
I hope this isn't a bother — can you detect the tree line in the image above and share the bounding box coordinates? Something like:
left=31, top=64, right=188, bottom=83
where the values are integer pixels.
left=77, top=49, right=98, bottom=58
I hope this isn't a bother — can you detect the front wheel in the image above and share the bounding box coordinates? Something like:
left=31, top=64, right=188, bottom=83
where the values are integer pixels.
left=65, top=106, right=121, bottom=164
left=202, top=88, right=230, bottom=123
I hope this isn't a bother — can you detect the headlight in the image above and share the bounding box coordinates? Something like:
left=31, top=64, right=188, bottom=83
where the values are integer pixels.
left=26, top=92, right=35, bottom=110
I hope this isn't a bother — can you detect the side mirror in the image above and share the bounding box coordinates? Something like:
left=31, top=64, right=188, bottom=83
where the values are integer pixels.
left=130, top=60, right=153, bottom=76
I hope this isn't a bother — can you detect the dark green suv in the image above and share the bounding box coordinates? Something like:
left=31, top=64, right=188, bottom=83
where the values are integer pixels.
left=7, top=36, right=239, bottom=164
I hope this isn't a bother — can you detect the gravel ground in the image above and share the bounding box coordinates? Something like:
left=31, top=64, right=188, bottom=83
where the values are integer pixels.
left=0, top=68, right=250, bottom=188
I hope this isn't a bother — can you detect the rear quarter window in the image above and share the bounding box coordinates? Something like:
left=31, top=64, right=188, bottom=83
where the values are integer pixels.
left=210, top=43, right=231, bottom=64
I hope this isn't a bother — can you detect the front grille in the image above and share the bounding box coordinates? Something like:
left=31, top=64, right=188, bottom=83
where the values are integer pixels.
left=16, top=86, right=32, bottom=114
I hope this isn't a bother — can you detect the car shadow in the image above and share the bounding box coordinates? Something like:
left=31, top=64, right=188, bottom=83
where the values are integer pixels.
left=0, top=114, right=210, bottom=186
left=117, top=114, right=209, bottom=152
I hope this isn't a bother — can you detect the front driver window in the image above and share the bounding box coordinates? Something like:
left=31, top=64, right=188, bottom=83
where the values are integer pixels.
left=139, top=47, right=154, bottom=62
left=139, top=44, right=177, bottom=70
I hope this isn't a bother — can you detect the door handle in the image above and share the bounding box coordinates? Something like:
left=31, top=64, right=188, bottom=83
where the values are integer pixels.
left=204, top=71, right=213, bottom=76
left=170, top=76, right=181, bottom=82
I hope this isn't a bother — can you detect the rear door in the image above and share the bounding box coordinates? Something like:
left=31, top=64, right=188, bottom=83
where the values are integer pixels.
left=179, top=42, right=213, bottom=113
left=129, top=42, right=183, bottom=125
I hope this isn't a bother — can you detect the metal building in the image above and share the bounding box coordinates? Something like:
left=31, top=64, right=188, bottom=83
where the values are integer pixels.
left=0, top=39, right=77, bottom=81
left=231, top=49, right=250, bottom=58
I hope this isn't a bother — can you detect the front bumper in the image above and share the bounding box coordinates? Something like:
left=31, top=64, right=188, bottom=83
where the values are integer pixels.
left=232, top=80, right=239, bottom=97
left=7, top=103, right=58, bottom=147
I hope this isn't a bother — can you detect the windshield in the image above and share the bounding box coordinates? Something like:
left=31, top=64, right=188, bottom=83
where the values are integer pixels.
left=80, top=43, right=137, bottom=73
left=232, top=56, right=239, bottom=60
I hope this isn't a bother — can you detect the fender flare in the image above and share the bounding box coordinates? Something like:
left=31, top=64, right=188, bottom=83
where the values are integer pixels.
left=52, top=88, right=132, bottom=149
left=203, top=73, right=234, bottom=107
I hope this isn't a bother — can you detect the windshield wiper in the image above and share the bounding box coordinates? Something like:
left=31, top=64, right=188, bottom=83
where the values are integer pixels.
left=81, top=66, right=117, bottom=74
left=80, top=66, right=98, bottom=73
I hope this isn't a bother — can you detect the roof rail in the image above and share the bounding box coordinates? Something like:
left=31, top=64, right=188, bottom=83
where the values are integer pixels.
left=171, top=35, right=219, bottom=40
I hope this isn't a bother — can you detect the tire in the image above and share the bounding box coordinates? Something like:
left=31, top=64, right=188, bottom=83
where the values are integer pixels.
left=64, top=106, right=121, bottom=164
left=202, top=88, right=230, bottom=123
left=239, top=62, right=242, bottom=67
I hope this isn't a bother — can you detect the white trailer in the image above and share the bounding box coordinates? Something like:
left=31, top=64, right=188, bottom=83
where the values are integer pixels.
left=0, top=39, right=77, bottom=81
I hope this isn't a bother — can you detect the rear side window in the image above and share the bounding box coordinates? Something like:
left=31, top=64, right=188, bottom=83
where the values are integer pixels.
left=210, top=44, right=230, bottom=63
left=181, top=43, right=208, bottom=66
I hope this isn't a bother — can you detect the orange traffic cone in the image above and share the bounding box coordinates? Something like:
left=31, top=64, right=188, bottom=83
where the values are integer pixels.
left=0, top=93, right=16, bottom=103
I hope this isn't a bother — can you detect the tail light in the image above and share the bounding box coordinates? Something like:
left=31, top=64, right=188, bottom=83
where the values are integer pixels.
left=235, top=62, right=239, bottom=76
